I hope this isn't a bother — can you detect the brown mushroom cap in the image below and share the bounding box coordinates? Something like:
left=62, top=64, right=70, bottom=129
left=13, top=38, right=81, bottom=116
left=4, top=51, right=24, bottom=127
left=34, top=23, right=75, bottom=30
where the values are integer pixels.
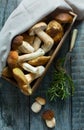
left=2, top=67, right=13, bottom=78
left=55, top=12, right=73, bottom=24
left=21, top=32, right=35, bottom=44
left=13, top=67, right=27, bottom=84
left=35, top=97, right=46, bottom=105
left=28, top=56, right=51, bottom=66
left=46, top=20, right=64, bottom=43
left=29, top=22, right=47, bottom=36
left=11, top=35, right=23, bottom=50
left=42, top=109, right=54, bottom=120
left=13, top=67, right=32, bottom=95
left=7, top=51, right=18, bottom=69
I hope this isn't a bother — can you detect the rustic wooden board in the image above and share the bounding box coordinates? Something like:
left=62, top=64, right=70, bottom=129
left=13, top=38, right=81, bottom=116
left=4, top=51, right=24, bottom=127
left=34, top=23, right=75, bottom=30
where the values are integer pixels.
left=0, top=0, right=84, bottom=130
left=71, top=21, right=84, bottom=130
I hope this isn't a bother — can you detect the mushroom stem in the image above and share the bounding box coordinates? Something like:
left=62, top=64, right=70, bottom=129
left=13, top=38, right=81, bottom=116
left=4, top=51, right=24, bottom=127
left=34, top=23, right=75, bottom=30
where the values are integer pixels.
left=33, top=37, right=41, bottom=51
left=11, top=35, right=34, bottom=53
left=20, top=62, right=45, bottom=74
left=25, top=66, right=45, bottom=83
left=18, top=41, right=34, bottom=53
left=35, top=29, right=54, bottom=53
left=12, top=68, right=32, bottom=95
left=18, top=48, right=45, bottom=62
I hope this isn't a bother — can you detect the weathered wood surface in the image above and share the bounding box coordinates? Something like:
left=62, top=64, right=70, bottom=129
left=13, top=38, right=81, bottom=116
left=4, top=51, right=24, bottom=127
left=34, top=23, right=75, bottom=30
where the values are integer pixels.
left=0, top=0, right=84, bottom=130
left=71, top=21, right=84, bottom=130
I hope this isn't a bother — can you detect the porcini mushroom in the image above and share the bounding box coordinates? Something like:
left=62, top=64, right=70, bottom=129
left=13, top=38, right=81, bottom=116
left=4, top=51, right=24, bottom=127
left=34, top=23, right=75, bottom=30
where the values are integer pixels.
left=18, top=48, right=45, bottom=62
left=13, top=67, right=32, bottom=95
left=2, top=67, right=13, bottom=78
left=46, top=20, right=64, bottom=43
left=42, top=109, right=56, bottom=128
left=29, top=22, right=54, bottom=53
left=33, top=36, right=41, bottom=51
left=21, top=32, right=35, bottom=45
left=31, top=97, right=46, bottom=113
left=11, top=35, right=34, bottom=53
left=25, top=66, right=45, bottom=84
left=28, top=56, right=51, bottom=66
left=55, top=12, right=73, bottom=24
left=7, top=51, right=19, bottom=69
left=20, top=62, right=45, bottom=74
left=7, top=49, right=45, bottom=65
left=35, top=97, right=46, bottom=105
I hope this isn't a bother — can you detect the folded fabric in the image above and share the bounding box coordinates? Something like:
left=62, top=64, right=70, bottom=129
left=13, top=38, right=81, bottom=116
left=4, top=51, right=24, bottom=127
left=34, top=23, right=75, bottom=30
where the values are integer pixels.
left=0, top=0, right=84, bottom=76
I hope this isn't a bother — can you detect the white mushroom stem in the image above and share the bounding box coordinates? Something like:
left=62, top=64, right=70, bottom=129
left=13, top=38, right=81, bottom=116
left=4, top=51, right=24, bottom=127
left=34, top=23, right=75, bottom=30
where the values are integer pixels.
left=19, top=41, right=34, bottom=53
left=20, top=62, right=45, bottom=74
left=25, top=66, right=45, bottom=84
left=46, top=117, right=56, bottom=128
left=31, top=101, right=42, bottom=113
left=33, top=37, right=41, bottom=51
left=34, top=29, right=54, bottom=53
left=18, top=48, right=45, bottom=62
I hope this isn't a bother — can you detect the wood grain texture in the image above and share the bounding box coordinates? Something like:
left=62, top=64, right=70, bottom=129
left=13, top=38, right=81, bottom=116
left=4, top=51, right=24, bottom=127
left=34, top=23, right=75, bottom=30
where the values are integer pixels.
left=71, top=21, right=84, bottom=130
left=0, top=0, right=30, bottom=130
left=30, top=61, right=72, bottom=130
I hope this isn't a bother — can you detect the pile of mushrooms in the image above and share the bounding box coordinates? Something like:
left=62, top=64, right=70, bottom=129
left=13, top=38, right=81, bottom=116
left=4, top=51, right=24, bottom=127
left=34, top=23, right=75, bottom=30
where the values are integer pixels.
left=2, top=12, right=73, bottom=95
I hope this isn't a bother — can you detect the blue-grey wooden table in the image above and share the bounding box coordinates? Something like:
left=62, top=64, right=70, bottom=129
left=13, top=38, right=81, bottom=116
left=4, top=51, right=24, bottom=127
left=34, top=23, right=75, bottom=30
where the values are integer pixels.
left=0, top=0, right=84, bottom=130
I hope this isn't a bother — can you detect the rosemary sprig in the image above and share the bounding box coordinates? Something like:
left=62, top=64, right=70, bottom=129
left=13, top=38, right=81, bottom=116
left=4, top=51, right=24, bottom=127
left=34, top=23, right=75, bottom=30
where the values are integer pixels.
left=47, top=58, right=75, bottom=101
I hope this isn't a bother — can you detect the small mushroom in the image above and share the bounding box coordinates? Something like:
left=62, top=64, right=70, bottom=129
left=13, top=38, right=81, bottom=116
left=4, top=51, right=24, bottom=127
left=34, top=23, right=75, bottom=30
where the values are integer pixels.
left=35, top=97, right=46, bottom=105
left=25, top=66, right=45, bottom=84
left=12, top=67, right=32, bottom=95
left=21, top=32, right=35, bottom=45
left=33, top=36, right=41, bottom=51
left=55, top=12, right=73, bottom=24
left=7, top=51, right=19, bottom=69
left=7, top=49, right=45, bottom=65
left=31, top=102, right=41, bottom=113
left=29, top=22, right=54, bottom=53
left=2, top=67, right=13, bottom=78
left=28, top=56, right=51, bottom=66
left=42, top=109, right=56, bottom=128
left=11, top=35, right=34, bottom=53
left=31, top=97, right=46, bottom=113
left=20, top=62, right=45, bottom=74
left=18, top=48, right=45, bottom=62
left=46, top=20, right=64, bottom=43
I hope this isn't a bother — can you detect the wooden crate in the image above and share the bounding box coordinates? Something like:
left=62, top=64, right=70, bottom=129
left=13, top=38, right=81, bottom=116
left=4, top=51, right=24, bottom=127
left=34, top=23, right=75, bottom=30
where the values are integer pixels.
left=2, top=11, right=77, bottom=95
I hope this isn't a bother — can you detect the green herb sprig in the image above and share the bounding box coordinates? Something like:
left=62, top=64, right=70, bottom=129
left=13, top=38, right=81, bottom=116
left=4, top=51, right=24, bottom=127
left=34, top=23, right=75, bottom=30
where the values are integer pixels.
left=47, top=58, right=75, bottom=101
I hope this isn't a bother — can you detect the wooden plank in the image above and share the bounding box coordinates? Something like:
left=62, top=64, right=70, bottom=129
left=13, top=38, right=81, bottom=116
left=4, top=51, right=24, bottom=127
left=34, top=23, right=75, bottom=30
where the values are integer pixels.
left=71, top=21, right=84, bottom=130
left=30, top=38, right=72, bottom=130
left=0, top=0, right=30, bottom=130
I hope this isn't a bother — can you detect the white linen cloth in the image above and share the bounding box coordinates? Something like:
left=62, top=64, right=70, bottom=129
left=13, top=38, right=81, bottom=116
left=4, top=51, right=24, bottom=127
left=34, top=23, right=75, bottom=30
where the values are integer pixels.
left=0, top=0, right=84, bottom=76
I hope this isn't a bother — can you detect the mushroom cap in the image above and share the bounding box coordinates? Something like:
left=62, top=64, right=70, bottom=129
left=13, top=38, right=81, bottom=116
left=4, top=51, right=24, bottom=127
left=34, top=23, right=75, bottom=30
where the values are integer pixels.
left=20, top=84, right=32, bottom=96
left=42, top=109, right=54, bottom=120
left=11, top=35, right=23, bottom=50
left=28, top=56, right=51, bottom=66
left=2, top=67, right=13, bottom=78
left=29, top=22, right=47, bottom=36
left=13, top=67, right=28, bottom=85
left=12, top=67, right=32, bottom=95
left=46, top=117, right=56, bottom=128
left=22, top=32, right=35, bottom=44
left=55, top=12, right=73, bottom=23
left=7, top=51, right=18, bottom=68
left=31, top=101, right=42, bottom=113
left=46, top=20, right=64, bottom=43
left=35, top=97, right=46, bottom=105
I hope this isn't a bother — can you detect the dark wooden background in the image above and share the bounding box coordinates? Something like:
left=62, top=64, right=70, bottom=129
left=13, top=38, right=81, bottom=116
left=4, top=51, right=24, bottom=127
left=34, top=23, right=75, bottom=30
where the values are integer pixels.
left=0, top=0, right=84, bottom=130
